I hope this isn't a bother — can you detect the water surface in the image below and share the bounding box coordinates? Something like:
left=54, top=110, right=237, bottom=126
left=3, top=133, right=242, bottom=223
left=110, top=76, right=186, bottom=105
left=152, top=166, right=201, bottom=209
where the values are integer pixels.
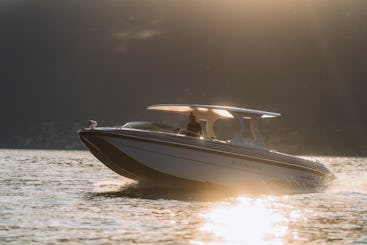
left=1, top=150, right=366, bottom=244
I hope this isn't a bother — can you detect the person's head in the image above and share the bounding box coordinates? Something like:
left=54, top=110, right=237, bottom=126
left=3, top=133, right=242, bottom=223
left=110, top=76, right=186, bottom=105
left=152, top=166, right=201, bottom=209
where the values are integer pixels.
left=189, top=112, right=196, bottom=122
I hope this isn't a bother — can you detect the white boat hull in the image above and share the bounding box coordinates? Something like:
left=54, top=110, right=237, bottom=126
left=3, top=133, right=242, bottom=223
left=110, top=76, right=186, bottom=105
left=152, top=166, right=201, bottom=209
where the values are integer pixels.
left=79, top=129, right=333, bottom=192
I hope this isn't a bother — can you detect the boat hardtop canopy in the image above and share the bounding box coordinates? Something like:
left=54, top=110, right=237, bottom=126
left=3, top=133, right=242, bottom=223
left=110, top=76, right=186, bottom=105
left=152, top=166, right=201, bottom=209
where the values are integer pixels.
left=148, top=104, right=280, bottom=148
left=148, top=104, right=280, bottom=120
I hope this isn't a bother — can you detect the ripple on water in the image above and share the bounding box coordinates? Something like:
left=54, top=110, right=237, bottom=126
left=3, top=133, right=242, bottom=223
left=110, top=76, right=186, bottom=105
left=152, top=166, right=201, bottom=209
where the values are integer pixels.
left=0, top=150, right=366, bottom=244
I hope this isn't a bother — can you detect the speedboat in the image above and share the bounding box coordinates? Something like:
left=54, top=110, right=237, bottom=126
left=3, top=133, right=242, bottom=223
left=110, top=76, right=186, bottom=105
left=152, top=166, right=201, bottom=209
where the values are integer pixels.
left=78, top=104, right=334, bottom=193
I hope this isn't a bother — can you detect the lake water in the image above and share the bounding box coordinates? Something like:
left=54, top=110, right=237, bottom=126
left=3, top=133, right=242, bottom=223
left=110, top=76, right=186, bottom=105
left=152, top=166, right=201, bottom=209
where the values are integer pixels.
left=1, top=149, right=366, bottom=244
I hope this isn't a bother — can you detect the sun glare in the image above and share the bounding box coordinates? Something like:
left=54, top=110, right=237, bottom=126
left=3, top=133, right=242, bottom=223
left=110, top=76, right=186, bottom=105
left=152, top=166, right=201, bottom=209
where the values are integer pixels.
left=148, top=105, right=192, bottom=112
left=197, top=197, right=287, bottom=244
left=212, top=109, right=234, bottom=118
left=197, top=108, right=209, bottom=112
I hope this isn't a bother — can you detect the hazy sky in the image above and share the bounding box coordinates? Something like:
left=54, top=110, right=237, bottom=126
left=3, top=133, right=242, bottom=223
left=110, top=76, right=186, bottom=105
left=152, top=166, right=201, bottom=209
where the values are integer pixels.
left=1, top=0, right=366, bottom=140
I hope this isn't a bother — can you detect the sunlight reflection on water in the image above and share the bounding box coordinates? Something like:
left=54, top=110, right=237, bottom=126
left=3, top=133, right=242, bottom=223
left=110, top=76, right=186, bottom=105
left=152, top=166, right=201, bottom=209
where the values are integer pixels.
left=1, top=150, right=367, bottom=244
left=197, top=197, right=287, bottom=245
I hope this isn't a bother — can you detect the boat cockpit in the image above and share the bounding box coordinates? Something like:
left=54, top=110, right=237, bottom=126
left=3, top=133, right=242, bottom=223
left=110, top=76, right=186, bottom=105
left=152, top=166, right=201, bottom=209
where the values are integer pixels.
left=115, top=104, right=281, bottom=149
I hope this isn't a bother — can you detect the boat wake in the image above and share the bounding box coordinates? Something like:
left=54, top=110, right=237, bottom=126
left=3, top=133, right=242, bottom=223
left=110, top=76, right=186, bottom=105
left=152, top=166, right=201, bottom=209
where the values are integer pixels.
left=88, top=176, right=331, bottom=201
left=326, top=173, right=367, bottom=195
left=88, top=177, right=251, bottom=201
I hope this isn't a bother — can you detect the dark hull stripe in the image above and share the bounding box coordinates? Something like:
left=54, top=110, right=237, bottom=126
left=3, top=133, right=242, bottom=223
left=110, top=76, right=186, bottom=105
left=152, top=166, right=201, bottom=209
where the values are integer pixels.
left=81, top=131, right=329, bottom=177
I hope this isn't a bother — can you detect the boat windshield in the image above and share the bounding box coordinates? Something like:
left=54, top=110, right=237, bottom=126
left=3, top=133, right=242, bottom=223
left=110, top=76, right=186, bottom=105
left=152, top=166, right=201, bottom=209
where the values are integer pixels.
left=121, top=121, right=179, bottom=134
